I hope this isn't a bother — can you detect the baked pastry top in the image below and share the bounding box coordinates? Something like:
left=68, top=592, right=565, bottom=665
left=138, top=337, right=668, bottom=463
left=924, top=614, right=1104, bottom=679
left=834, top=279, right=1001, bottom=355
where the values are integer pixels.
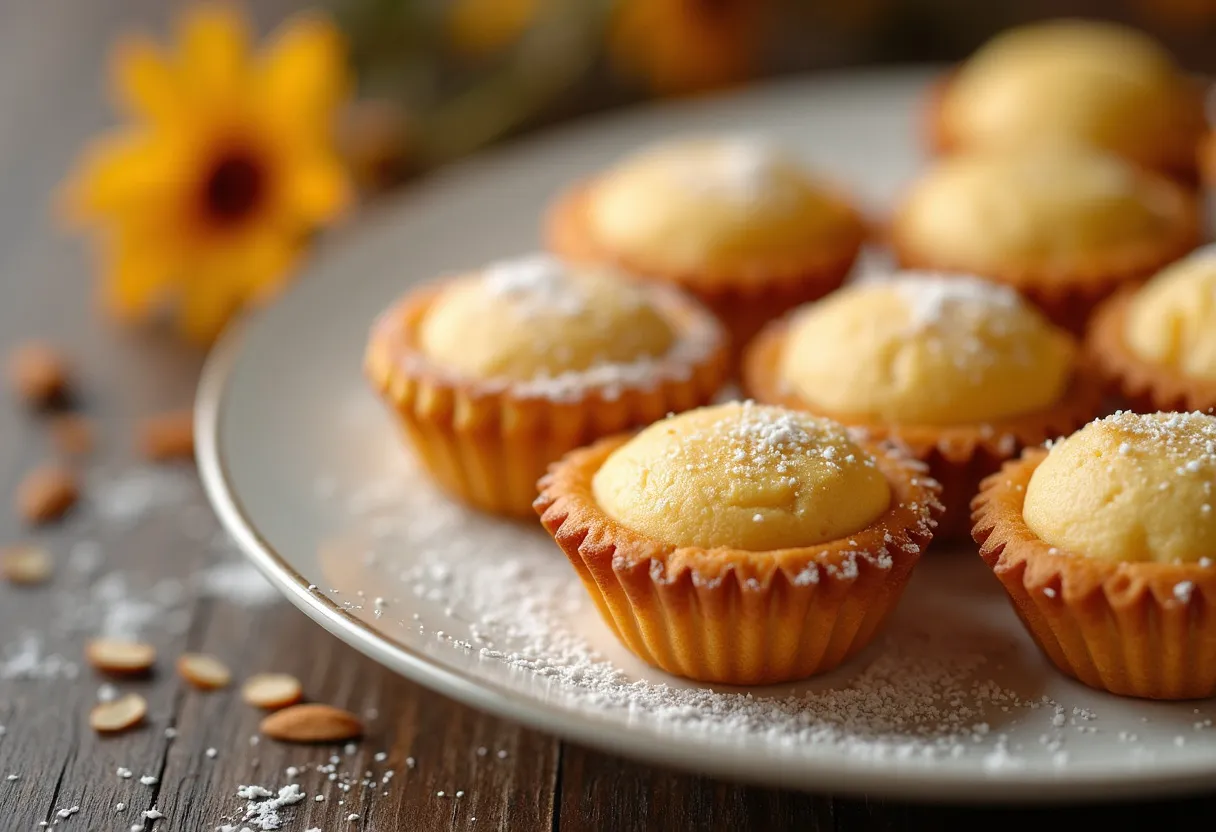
left=777, top=274, right=1075, bottom=424
left=895, top=148, right=1186, bottom=274
left=583, top=138, right=858, bottom=274
left=418, top=254, right=675, bottom=382
left=591, top=401, right=891, bottom=551
left=1022, top=411, right=1216, bottom=563
left=1124, top=250, right=1216, bottom=382
left=938, top=20, right=1198, bottom=170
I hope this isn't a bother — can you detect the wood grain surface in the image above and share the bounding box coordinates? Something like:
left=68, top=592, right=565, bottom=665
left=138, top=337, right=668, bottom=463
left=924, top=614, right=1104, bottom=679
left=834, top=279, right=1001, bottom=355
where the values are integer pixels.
left=0, top=2, right=1213, bottom=830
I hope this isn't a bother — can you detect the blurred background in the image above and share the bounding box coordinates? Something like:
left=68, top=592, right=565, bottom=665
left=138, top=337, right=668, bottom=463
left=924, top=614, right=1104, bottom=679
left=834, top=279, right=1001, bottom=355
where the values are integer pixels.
left=35, top=0, right=1215, bottom=345
left=336, top=0, right=1216, bottom=191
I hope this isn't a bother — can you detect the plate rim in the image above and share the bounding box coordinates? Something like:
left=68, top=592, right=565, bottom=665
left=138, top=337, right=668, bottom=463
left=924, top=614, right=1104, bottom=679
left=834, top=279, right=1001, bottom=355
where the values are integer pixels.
left=195, top=70, right=1216, bottom=803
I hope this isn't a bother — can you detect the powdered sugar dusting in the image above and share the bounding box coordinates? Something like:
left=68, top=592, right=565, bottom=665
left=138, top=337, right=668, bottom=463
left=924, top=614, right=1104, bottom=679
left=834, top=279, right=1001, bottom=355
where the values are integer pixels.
left=315, top=454, right=1104, bottom=771
left=735, top=402, right=812, bottom=453
left=1089, top=411, right=1216, bottom=486
left=884, top=272, right=1021, bottom=332
left=1097, top=411, right=1216, bottom=463
left=670, top=400, right=870, bottom=481
left=841, top=271, right=1052, bottom=382
left=1078, top=411, right=1216, bottom=535
left=480, top=253, right=585, bottom=318
left=703, top=139, right=789, bottom=202
left=234, top=784, right=306, bottom=830
left=90, top=466, right=196, bottom=528
left=193, top=558, right=278, bottom=607
left=0, top=632, right=77, bottom=680
left=400, top=275, right=722, bottom=403
left=657, top=137, right=802, bottom=206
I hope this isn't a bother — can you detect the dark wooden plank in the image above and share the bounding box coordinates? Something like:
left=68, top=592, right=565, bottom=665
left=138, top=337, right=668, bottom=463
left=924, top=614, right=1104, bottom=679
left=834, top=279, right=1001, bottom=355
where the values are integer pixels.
left=836, top=793, right=1216, bottom=829
left=155, top=600, right=560, bottom=831
left=557, top=745, right=838, bottom=832
left=558, top=742, right=1216, bottom=831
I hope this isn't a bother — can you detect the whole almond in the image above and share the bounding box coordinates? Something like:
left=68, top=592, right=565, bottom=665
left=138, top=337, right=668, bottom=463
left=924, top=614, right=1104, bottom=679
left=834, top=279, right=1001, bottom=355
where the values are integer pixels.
left=177, top=653, right=231, bottom=690
left=7, top=341, right=69, bottom=407
left=85, top=638, right=156, bottom=675
left=260, top=704, right=363, bottom=743
left=241, top=673, right=303, bottom=710
left=90, top=693, right=147, bottom=734
left=1, top=543, right=53, bottom=585
left=16, top=464, right=78, bottom=525
left=137, top=410, right=194, bottom=462
left=48, top=413, right=95, bottom=457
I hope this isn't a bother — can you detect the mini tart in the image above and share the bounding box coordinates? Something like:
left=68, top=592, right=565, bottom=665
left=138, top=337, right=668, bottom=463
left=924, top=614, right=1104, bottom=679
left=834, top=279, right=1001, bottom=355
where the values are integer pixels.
left=891, top=148, right=1200, bottom=332
left=545, top=137, right=865, bottom=357
left=535, top=402, right=942, bottom=685
left=927, top=20, right=1205, bottom=181
left=1088, top=251, right=1216, bottom=414
left=742, top=274, right=1104, bottom=539
left=973, top=412, right=1216, bottom=700
left=366, top=255, right=728, bottom=517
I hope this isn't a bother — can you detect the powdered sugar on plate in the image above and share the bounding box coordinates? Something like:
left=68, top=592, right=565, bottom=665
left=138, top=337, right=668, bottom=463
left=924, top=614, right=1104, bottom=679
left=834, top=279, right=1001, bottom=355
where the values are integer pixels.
left=310, top=449, right=1195, bottom=773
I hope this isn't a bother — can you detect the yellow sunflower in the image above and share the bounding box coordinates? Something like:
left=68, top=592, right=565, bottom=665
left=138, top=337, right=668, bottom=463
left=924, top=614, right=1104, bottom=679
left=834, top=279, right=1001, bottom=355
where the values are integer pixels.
left=63, top=5, right=352, bottom=344
left=609, top=0, right=767, bottom=96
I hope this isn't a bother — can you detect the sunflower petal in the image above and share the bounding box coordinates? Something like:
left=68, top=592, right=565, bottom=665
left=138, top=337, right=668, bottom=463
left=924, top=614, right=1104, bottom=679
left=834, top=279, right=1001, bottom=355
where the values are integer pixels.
left=99, top=226, right=179, bottom=322
left=282, top=152, right=350, bottom=226
left=60, top=130, right=186, bottom=222
left=177, top=276, right=240, bottom=344
left=111, top=34, right=180, bottom=122
left=178, top=4, right=250, bottom=102
left=176, top=228, right=299, bottom=343
left=232, top=228, right=302, bottom=301
left=257, top=14, right=347, bottom=129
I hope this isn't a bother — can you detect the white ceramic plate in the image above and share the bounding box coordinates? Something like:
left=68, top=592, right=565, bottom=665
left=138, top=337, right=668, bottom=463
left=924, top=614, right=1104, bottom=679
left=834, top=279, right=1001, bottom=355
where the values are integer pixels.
left=197, top=69, right=1216, bottom=802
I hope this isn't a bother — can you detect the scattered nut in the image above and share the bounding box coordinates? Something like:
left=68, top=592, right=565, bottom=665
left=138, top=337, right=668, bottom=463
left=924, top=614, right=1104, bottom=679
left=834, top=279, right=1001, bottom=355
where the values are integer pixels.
left=260, top=704, right=363, bottom=743
left=177, top=653, right=231, bottom=690
left=242, top=673, right=304, bottom=710
left=137, top=410, right=194, bottom=462
left=7, top=341, right=69, bottom=407
left=90, top=693, right=147, bottom=734
left=0, top=543, right=53, bottom=585
left=85, top=638, right=156, bottom=675
left=48, top=413, right=94, bottom=457
left=16, top=464, right=78, bottom=525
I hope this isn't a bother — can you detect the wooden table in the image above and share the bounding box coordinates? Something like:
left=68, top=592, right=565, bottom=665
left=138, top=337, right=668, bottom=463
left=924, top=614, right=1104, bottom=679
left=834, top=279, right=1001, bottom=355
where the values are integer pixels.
left=2, top=2, right=1214, bottom=829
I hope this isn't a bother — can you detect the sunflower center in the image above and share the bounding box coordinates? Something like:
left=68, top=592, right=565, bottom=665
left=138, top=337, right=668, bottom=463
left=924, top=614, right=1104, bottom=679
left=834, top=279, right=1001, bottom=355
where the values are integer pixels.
left=202, top=152, right=265, bottom=225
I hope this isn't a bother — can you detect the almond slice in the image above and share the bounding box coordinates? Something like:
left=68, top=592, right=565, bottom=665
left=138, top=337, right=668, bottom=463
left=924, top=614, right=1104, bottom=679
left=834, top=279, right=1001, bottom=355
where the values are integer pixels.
left=177, top=653, right=231, bottom=690
left=90, top=693, right=147, bottom=734
left=1, top=544, right=53, bottom=585
left=7, top=341, right=69, bottom=408
left=259, top=704, right=363, bottom=743
left=137, top=410, right=195, bottom=462
left=241, top=673, right=303, bottom=710
left=16, top=464, right=78, bottom=525
left=85, top=638, right=156, bottom=675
